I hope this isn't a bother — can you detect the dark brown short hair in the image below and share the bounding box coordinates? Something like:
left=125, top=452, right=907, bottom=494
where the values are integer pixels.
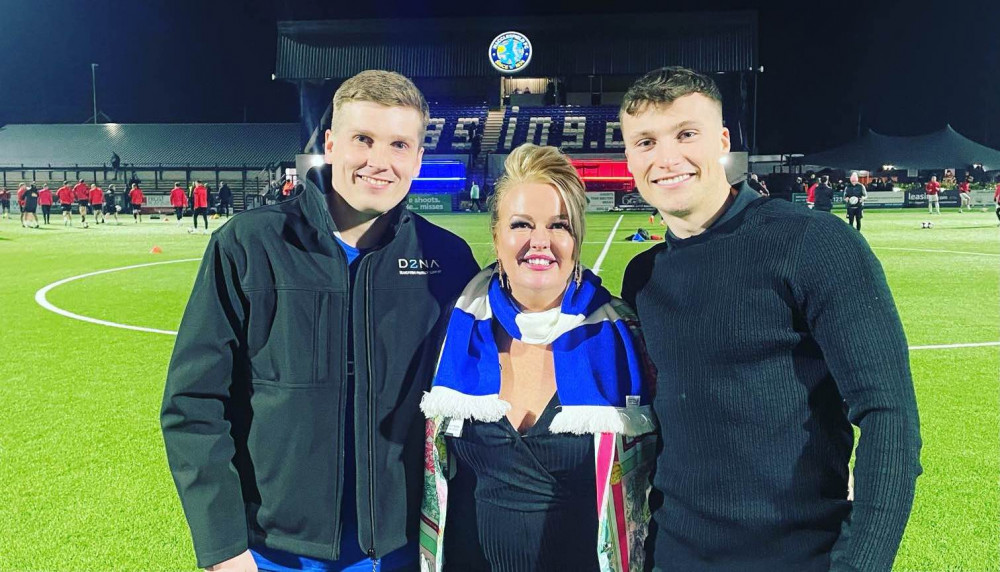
left=621, top=66, right=723, bottom=120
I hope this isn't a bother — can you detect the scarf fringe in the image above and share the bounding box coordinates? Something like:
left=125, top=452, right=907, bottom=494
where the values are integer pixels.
left=420, top=385, right=510, bottom=422
left=550, top=405, right=657, bottom=437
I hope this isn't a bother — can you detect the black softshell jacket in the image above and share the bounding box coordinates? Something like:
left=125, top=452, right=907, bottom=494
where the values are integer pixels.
left=161, top=180, right=479, bottom=567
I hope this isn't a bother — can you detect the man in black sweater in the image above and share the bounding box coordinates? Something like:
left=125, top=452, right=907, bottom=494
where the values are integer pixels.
left=217, top=182, right=232, bottom=217
left=619, top=67, right=921, bottom=571
left=814, top=175, right=835, bottom=212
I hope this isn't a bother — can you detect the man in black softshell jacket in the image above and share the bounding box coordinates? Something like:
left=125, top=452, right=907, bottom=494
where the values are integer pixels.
left=161, top=70, right=479, bottom=571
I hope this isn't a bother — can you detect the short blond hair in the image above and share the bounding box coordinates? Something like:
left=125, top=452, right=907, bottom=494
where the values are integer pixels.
left=490, top=144, right=587, bottom=261
left=331, top=70, right=430, bottom=138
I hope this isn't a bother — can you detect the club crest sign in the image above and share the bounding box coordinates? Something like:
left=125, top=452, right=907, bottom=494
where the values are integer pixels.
left=489, top=31, right=532, bottom=73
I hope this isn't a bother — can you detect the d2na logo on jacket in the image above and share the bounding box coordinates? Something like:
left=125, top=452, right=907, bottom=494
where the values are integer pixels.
left=398, top=258, right=442, bottom=276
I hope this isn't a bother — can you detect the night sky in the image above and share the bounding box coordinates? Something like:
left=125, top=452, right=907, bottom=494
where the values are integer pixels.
left=1, top=0, right=996, bottom=154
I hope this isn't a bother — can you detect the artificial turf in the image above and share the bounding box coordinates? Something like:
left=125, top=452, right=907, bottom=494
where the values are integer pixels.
left=0, top=206, right=997, bottom=570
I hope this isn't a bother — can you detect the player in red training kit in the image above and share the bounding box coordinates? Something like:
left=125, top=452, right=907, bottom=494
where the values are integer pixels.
left=129, top=183, right=145, bottom=222
left=188, top=180, right=209, bottom=234
left=169, top=182, right=188, bottom=226
left=57, top=182, right=75, bottom=226
left=16, top=183, right=27, bottom=226
left=72, top=179, right=90, bottom=227
left=924, top=176, right=941, bottom=215
left=806, top=179, right=818, bottom=209
left=0, top=186, right=10, bottom=220
left=89, top=184, right=105, bottom=224
left=957, top=177, right=972, bottom=213
left=37, top=184, right=53, bottom=224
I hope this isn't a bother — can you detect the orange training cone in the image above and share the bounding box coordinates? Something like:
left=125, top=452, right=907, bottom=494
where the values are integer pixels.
left=150, top=245, right=163, bottom=254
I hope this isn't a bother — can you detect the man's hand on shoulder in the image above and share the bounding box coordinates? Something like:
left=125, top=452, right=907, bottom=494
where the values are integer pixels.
left=206, top=549, right=257, bottom=572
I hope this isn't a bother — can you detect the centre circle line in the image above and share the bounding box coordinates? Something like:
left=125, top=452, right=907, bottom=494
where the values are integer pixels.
left=35, top=258, right=200, bottom=336
left=35, top=258, right=1000, bottom=350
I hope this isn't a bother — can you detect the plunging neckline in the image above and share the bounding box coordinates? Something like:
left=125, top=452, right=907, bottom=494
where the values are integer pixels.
left=502, top=392, right=559, bottom=437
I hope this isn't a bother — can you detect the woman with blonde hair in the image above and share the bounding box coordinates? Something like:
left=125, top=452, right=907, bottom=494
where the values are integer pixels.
left=420, top=144, right=657, bottom=571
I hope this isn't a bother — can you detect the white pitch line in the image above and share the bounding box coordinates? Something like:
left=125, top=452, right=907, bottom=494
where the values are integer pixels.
left=35, top=258, right=200, bottom=336
left=909, top=341, right=1000, bottom=351
left=467, top=244, right=999, bottom=252
left=591, top=214, right=625, bottom=275
left=33, top=256, right=1000, bottom=351
left=872, top=246, right=1000, bottom=257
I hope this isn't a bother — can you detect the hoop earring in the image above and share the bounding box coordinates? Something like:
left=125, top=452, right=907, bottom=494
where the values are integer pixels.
left=496, top=259, right=509, bottom=290
left=574, top=262, right=583, bottom=288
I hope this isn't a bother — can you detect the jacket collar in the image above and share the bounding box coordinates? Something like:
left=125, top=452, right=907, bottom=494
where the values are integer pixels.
left=300, top=167, right=412, bottom=245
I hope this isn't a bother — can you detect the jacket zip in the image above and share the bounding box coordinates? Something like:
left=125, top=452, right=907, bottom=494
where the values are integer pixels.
left=331, top=234, right=351, bottom=560
left=364, top=260, right=378, bottom=568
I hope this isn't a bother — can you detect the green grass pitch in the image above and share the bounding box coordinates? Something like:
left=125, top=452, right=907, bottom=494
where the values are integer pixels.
left=0, top=206, right=997, bottom=570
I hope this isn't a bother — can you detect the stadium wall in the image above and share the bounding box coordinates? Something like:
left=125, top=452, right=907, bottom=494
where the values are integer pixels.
left=275, top=13, right=758, bottom=80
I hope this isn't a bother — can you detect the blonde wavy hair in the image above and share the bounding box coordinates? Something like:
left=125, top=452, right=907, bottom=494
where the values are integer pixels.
left=489, top=144, right=587, bottom=261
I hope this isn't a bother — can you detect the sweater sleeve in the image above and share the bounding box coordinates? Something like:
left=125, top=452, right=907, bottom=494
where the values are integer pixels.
left=792, top=215, right=922, bottom=571
left=160, top=235, right=250, bottom=568
left=621, top=250, right=654, bottom=310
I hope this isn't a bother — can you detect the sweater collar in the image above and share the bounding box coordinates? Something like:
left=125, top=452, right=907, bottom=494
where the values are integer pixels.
left=664, top=182, right=760, bottom=247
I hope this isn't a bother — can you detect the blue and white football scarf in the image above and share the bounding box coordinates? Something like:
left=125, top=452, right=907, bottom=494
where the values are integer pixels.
left=420, top=265, right=655, bottom=436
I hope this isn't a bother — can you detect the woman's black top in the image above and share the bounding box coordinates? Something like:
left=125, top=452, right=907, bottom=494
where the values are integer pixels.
left=443, top=394, right=599, bottom=572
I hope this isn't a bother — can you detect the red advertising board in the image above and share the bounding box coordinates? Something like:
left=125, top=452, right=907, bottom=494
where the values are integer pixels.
left=571, top=159, right=634, bottom=191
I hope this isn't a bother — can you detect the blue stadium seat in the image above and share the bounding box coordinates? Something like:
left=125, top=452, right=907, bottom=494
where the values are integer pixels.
left=423, top=105, right=488, bottom=154
left=496, top=106, right=624, bottom=153
left=424, top=104, right=626, bottom=154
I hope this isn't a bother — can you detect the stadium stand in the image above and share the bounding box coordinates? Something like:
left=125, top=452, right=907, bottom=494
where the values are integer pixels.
left=0, top=123, right=300, bottom=167
left=0, top=102, right=636, bottom=214
left=497, top=106, right=625, bottom=153
left=423, top=105, right=488, bottom=153
left=0, top=105, right=616, bottom=167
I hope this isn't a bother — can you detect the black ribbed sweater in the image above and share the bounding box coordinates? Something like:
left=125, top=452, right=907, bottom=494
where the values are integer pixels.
left=622, top=187, right=922, bottom=572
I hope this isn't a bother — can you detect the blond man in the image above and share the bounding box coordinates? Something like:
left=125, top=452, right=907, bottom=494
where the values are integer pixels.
left=162, top=70, right=479, bottom=571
